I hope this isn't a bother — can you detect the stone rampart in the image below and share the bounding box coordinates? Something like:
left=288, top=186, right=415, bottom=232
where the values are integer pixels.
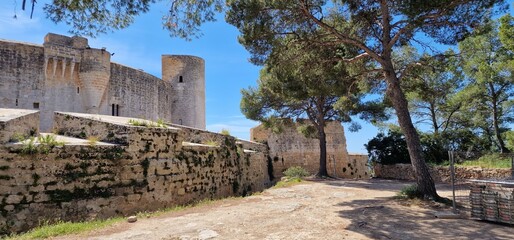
left=373, top=163, right=512, bottom=182
left=0, top=111, right=271, bottom=234
left=0, top=109, right=39, bottom=144
left=250, top=120, right=370, bottom=179
left=0, top=33, right=206, bottom=131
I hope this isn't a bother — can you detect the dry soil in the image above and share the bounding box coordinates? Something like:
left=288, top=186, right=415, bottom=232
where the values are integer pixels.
left=54, top=179, right=514, bottom=240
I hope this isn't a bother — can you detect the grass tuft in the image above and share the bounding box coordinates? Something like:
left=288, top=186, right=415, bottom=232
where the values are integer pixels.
left=6, top=218, right=123, bottom=240
left=283, top=166, right=310, bottom=178
left=396, top=184, right=422, bottom=199
left=456, top=153, right=512, bottom=169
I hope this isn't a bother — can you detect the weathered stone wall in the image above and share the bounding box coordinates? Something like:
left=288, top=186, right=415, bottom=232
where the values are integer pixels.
left=0, top=109, right=39, bottom=144
left=347, top=154, right=371, bottom=179
left=0, top=40, right=45, bottom=121
left=250, top=120, right=370, bottom=179
left=0, top=33, right=206, bottom=131
left=105, top=63, right=172, bottom=121
left=0, top=112, right=271, bottom=234
left=373, top=164, right=512, bottom=182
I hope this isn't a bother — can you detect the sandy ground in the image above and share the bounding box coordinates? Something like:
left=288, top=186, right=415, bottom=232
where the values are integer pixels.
left=54, top=179, right=514, bottom=240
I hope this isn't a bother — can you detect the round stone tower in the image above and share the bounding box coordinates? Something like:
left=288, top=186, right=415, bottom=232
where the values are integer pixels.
left=162, top=55, right=206, bottom=129
left=78, top=48, right=111, bottom=114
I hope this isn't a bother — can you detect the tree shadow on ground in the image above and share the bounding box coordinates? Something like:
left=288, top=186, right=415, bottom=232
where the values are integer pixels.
left=336, top=197, right=514, bottom=240
left=315, top=178, right=413, bottom=192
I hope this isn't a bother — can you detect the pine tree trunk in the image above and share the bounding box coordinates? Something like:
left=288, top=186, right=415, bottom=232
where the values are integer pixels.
left=491, top=85, right=510, bottom=153
left=317, top=124, right=329, bottom=177
left=384, top=67, right=440, bottom=199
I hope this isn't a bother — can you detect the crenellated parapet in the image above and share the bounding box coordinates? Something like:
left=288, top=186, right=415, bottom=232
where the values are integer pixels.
left=43, top=33, right=86, bottom=80
left=0, top=33, right=206, bottom=131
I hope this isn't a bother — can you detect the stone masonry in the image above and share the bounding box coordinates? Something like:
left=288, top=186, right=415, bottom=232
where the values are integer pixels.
left=0, top=33, right=206, bottom=131
left=250, top=119, right=370, bottom=179
left=0, top=109, right=270, bottom=234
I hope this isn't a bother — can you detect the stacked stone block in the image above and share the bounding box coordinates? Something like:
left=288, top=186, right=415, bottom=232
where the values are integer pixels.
left=0, top=111, right=271, bottom=234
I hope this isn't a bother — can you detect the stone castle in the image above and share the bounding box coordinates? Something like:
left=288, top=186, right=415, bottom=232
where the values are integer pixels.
left=0, top=33, right=205, bottom=131
left=0, top=33, right=368, bottom=235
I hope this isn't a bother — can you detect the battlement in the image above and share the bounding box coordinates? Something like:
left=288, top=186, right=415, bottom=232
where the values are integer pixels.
left=0, top=33, right=206, bottom=131
left=43, top=33, right=89, bottom=49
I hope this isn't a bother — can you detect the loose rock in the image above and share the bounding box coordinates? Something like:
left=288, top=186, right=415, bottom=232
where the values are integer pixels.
left=127, top=216, right=137, bottom=223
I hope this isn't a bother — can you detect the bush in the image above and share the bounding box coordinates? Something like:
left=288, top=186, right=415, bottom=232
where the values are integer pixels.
left=220, top=128, right=231, bottom=136
left=366, top=130, right=410, bottom=165
left=397, top=184, right=422, bottom=199
left=366, top=130, right=452, bottom=165
left=458, top=153, right=512, bottom=168
left=283, top=166, right=310, bottom=178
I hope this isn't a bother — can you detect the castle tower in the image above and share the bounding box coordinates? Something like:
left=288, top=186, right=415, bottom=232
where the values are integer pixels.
left=78, top=48, right=111, bottom=114
left=162, top=55, right=206, bottom=129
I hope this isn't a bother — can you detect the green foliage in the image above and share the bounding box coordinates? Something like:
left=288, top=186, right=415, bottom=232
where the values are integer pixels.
left=220, top=129, right=231, bottom=136
left=5, top=218, right=123, bottom=240
left=273, top=177, right=302, bottom=188
left=156, top=118, right=167, bottom=127
left=87, top=136, right=99, bottom=146
left=20, top=137, right=37, bottom=155
left=499, top=14, right=514, bottom=52
left=33, top=0, right=224, bottom=39
left=366, top=131, right=453, bottom=165
left=9, top=132, right=27, bottom=143
left=296, top=124, right=318, bottom=139
left=37, top=135, right=65, bottom=154
left=204, top=139, right=218, bottom=146
left=127, top=119, right=166, bottom=128
left=457, top=153, right=512, bottom=169
left=283, top=166, right=310, bottom=179
left=396, top=185, right=423, bottom=199
left=457, top=18, right=514, bottom=153
left=366, top=130, right=411, bottom=165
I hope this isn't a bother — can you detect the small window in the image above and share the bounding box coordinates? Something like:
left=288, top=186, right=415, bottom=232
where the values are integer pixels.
left=179, top=119, right=182, bottom=125
left=116, top=104, right=120, bottom=116
left=111, top=104, right=115, bottom=116
left=179, top=76, right=183, bottom=83
left=33, top=102, right=39, bottom=109
left=166, top=95, right=168, bottom=101
left=15, top=99, right=18, bottom=106
left=77, top=87, right=80, bottom=94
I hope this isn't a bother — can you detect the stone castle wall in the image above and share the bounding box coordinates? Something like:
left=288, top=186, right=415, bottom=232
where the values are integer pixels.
left=0, top=110, right=270, bottom=234
left=373, top=164, right=512, bottom=182
left=0, top=33, right=205, bottom=131
left=250, top=120, right=369, bottom=179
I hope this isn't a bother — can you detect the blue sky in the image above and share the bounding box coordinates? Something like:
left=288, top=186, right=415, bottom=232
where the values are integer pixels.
left=0, top=1, right=378, bottom=153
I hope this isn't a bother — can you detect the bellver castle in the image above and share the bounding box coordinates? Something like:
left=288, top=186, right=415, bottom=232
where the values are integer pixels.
left=0, top=33, right=205, bottom=131
left=0, top=33, right=367, bottom=234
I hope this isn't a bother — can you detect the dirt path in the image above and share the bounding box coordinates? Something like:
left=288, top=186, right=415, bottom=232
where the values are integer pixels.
left=55, top=179, right=514, bottom=240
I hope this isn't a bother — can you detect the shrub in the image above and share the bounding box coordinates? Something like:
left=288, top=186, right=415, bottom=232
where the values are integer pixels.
left=283, top=166, right=310, bottom=179
left=87, top=136, right=99, bottom=146
left=128, top=119, right=166, bottom=128
left=220, top=128, right=231, bottom=136
left=396, top=184, right=422, bottom=199
left=21, top=137, right=38, bottom=154
left=366, top=130, right=410, bottom=165
left=204, top=139, right=218, bottom=146
left=458, top=153, right=512, bottom=169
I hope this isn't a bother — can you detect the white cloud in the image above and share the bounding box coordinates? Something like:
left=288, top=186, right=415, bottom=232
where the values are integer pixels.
left=0, top=7, right=43, bottom=35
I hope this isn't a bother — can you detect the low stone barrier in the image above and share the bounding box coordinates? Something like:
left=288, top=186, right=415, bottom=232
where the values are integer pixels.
left=373, top=163, right=512, bottom=182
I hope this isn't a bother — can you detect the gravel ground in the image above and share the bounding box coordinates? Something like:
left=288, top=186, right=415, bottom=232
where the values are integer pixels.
left=54, top=179, right=514, bottom=240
